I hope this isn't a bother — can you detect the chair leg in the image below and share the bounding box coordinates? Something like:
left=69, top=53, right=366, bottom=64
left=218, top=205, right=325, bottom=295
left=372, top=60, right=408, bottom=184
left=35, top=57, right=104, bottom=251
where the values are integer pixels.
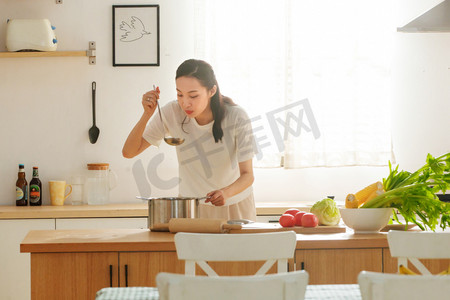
left=277, top=259, right=288, bottom=273
left=185, top=261, right=196, bottom=275
left=397, top=257, right=407, bottom=272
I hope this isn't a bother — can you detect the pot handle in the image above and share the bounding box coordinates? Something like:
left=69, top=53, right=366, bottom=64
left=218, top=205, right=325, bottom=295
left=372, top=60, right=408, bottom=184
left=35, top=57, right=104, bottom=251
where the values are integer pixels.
left=196, top=196, right=211, bottom=203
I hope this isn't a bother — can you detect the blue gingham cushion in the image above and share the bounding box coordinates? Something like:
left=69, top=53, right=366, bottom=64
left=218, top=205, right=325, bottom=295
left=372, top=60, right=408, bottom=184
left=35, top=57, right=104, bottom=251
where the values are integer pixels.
left=305, top=284, right=361, bottom=300
left=95, top=287, right=159, bottom=300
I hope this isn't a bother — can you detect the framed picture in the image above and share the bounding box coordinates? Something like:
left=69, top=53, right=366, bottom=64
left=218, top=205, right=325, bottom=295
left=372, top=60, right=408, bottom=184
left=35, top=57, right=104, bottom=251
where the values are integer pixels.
left=112, top=5, right=160, bottom=66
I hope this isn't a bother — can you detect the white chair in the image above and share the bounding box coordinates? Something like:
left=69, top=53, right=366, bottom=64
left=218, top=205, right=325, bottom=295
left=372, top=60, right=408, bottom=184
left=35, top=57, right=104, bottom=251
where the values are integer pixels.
left=156, top=270, right=309, bottom=300
left=174, top=231, right=297, bottom=276
left=387, top=231, right=450, bottom=274
left=358, top=271, right=450, bottom=300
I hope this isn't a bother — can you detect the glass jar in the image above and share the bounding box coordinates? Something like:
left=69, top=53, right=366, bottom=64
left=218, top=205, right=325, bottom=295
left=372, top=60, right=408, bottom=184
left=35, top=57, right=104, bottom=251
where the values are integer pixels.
left=69, top=175, right=85, bottom=205
left=85, top=163, right=117, bottom=205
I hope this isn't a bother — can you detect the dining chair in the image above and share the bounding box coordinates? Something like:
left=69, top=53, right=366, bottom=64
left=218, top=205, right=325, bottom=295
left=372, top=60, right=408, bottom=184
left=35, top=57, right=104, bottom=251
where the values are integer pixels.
left=387, top=231, right=450, bottom=274
left=156, top=270, right=309, bottom=300
left=358, top=271, right=450, bottom=300
left=174, top=231, right=297, bottom=276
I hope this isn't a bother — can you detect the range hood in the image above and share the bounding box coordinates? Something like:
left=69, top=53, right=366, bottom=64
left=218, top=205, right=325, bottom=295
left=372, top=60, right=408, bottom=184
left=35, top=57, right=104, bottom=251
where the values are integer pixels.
left=397, top=0, right=450, bottom=32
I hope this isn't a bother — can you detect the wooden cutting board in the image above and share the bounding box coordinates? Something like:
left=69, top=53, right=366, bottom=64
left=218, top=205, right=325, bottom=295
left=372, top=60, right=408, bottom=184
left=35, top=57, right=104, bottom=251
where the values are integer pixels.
left=229, top=222, right=346, bottom=234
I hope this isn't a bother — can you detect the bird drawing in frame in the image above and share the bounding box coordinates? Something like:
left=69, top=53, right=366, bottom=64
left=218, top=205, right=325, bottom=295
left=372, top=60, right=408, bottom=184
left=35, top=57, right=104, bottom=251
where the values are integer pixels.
left=119, top=16, right=150, bottom=42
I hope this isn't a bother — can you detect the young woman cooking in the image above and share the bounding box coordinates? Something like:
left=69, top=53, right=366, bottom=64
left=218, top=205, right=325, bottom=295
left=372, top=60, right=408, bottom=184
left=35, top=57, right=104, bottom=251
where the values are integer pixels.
left=122, top=59, right=257, bottom=221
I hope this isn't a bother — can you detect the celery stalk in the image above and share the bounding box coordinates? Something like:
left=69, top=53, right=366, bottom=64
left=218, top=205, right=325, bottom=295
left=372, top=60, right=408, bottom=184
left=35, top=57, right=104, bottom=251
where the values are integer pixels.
left=361, top=152, right=450, bottom=231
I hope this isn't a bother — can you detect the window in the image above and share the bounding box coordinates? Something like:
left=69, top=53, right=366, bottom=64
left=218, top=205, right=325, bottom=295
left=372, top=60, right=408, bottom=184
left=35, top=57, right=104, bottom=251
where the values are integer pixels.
left=194, top=0, right=395, bottom=168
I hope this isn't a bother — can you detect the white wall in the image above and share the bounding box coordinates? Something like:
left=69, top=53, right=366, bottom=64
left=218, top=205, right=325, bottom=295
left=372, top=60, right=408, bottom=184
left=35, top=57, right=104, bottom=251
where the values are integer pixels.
left=0, top=0, right=448, bottom=206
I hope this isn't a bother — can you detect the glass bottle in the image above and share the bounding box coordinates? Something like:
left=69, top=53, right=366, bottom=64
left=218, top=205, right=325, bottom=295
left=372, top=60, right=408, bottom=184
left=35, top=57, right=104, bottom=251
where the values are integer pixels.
left=29, top=167, right=42, bottom=206
left=16, top=164, right=28, bottom=206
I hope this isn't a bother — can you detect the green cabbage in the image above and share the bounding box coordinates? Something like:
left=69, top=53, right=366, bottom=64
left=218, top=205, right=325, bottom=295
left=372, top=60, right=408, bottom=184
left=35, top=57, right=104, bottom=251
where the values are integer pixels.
left=310, top=198, right=341, bottom=226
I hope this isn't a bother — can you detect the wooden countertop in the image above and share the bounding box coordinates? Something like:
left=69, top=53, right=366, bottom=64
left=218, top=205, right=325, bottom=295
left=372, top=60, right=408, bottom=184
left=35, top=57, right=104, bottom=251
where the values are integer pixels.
left=0, top=203, right=309, bottom=219
left=20, top=229, right=389, bottom=253
left=0, top=203, right=148, bottom=219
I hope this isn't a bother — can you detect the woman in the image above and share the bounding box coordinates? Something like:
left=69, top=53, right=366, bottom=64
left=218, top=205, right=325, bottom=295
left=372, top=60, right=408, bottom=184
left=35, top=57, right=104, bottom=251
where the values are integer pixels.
left=123, top=59, right=257, bottom=221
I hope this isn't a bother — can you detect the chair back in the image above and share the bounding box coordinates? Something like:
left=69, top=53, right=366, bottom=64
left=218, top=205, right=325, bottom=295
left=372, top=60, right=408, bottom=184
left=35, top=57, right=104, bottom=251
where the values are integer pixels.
left=174, top=231, right=297, bottom=276
left=358, top=271, right=450, bottom=300
left=157, top=270, right=309, bottom=300
left=387, top=231, right=450, bottom=274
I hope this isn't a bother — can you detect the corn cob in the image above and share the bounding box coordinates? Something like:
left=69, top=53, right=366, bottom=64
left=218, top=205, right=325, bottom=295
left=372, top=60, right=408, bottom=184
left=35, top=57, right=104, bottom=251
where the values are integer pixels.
left=355, top=181, right=383, bottom=202
left=345, top=194, right=358, bottom=208
left=358, top=189, right=385, bottom=207
left=399, top=264, right=418, bottom=275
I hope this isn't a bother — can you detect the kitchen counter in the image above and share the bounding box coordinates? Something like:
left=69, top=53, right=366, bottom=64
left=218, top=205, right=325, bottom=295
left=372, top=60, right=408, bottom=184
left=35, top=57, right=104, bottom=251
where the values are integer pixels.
left=20, top=228, right=394, bottom=294
left=0, top=203, right=148, bottom=219
left=20, top=228, right=389, bottom=253
left=0, top=202, right=310, bottom=219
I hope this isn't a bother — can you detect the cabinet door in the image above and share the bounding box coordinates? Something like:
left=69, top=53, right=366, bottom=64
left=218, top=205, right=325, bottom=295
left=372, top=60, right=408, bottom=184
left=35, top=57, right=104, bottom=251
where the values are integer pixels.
left=55, top=217, right=147, bottom=229
left=296, top=248, right=383, bottom=284
left=0, top=219, right=54, bottom=300
left=30, top=252, right=118, bottom=300
left=119, top=251, right=283, bottom=287
left=119, top=252, right=184, bottom=287
left=383, top=248, right=450, bottom=274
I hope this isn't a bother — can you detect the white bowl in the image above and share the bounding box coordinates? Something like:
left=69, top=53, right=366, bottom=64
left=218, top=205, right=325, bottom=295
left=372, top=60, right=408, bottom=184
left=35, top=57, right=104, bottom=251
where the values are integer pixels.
left=339, top=208, right=393, bottom=234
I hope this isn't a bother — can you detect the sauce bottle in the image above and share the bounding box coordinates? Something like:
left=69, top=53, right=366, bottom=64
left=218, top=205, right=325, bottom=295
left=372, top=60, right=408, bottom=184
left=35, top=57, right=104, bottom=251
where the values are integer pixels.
left=16, top=164, right=28, bottom=206
left=29, top=167, right=42, bottom=206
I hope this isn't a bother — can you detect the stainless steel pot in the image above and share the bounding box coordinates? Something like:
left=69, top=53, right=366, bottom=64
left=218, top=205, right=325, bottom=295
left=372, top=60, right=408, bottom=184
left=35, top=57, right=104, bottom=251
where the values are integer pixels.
left=137, top=196, right=206, bottom=231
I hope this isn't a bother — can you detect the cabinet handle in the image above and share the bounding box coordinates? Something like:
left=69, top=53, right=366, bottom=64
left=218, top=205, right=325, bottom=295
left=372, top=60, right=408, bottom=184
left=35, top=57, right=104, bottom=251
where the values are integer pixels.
left=109, top=265, right=113, bottom=287
left=300, top=262, right=305, bottom=270
left=125, top=264, right=129, bottom=287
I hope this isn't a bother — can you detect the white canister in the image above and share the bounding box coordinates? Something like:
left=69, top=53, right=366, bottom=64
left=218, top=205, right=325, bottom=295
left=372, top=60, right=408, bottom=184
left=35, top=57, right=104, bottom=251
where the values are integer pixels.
left=85, top=163, right=117, bottom=205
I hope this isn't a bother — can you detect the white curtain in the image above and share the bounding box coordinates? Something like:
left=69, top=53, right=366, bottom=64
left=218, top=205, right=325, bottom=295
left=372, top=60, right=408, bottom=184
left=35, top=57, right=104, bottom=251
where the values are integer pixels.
left=194, top=0, right=395, bottom=168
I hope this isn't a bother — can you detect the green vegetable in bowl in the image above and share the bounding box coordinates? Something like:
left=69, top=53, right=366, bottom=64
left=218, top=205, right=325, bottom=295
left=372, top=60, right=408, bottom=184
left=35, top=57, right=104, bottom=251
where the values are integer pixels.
left=361, top=152, right=450, bottom=231
left=310, top=198, right=341, bottom=226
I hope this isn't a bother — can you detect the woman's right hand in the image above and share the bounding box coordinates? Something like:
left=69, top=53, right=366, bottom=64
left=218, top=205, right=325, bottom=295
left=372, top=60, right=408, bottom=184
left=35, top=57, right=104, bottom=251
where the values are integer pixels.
left=141, top=86, right=160, bottom=116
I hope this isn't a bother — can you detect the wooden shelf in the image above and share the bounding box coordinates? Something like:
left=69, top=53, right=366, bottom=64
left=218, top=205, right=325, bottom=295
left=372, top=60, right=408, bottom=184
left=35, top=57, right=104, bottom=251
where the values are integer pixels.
left=0, top=42, right=96, bottom=64
left=0, top=51, right=87, bottom=58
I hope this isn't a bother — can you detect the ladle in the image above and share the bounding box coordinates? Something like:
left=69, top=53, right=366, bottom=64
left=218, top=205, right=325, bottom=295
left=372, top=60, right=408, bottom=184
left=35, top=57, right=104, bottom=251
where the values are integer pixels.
left=88, top=81, right=100, bottom=144
left=154, top=85, right=185, bottom=146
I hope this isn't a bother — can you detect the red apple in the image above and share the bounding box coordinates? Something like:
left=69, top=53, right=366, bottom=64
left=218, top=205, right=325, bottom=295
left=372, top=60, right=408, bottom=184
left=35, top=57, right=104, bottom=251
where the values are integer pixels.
left=284, top=208, right=300, bottom=217
left=301, top=213, right=319, bottom=227
left=279, top=214, right=295, bottom=227
left=294, top=211, right=307, bottom=226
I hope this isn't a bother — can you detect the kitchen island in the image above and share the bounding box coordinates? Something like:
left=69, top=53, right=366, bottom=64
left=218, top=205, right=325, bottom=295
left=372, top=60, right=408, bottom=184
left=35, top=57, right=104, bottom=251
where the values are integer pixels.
left=0, top=202, right=307, bottom=300
left=6, top=204, right=449, bottom=300
left=21, top=228, right=393, bottom=300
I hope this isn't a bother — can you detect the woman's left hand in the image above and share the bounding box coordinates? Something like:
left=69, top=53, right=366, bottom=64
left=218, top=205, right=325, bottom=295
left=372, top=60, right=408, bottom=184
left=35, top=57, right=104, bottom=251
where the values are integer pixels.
left=205, top=190, right=228, bottom=206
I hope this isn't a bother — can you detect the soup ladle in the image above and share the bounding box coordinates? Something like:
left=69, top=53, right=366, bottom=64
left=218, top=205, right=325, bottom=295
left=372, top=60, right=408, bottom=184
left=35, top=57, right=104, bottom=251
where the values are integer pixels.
left=153, top=85, right=185, bottom=146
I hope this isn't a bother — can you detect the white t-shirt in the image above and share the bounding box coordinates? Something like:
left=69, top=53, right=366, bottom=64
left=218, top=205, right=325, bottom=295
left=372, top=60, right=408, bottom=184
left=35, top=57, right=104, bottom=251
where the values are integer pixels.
left=143, top=100, right=256, bottom=206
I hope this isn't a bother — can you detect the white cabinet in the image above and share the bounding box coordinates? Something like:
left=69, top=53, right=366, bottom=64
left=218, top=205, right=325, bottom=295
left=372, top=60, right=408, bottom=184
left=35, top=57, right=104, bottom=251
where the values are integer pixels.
left=0, top=216, right=147, bottom=300
left=55, top=218, right=147, bottom=229
left=0, top=219, right=54, bottom=300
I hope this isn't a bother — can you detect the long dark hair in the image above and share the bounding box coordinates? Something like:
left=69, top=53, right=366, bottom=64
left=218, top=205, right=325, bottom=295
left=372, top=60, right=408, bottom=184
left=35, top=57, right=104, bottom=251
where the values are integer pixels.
left=176, top=59, right=235, bottom=143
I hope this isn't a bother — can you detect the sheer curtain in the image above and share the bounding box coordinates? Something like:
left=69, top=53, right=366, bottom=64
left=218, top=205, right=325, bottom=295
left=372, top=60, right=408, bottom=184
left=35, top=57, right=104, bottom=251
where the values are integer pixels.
left=194, top=0, right=395, bottom=168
